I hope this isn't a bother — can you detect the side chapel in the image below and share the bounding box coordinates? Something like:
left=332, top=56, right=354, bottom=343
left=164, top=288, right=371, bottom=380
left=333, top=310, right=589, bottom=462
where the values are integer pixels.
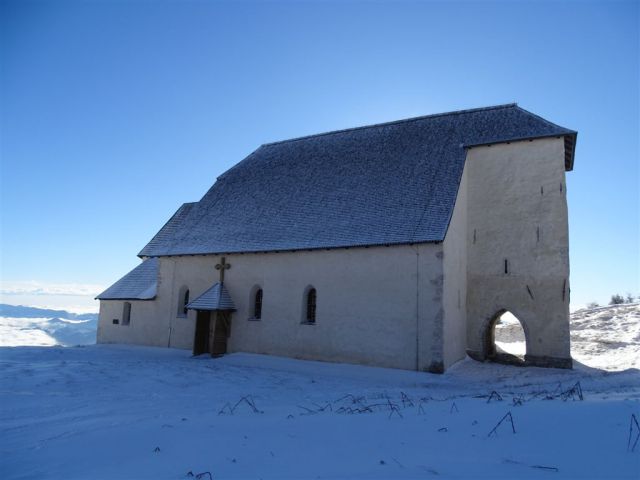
left=96, top=104, right=577, bottom=372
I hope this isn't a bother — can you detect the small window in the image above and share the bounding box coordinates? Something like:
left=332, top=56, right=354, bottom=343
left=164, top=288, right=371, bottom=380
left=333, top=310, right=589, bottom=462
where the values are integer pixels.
left=177, top=286, right=189, bottom=317
left=254, top=289, right=263, bottom=319
left=122, top=302, right=131, bottom=326
left=306, top=288, right=316, bottom=323
left=182, top=289, right=190, bottom=316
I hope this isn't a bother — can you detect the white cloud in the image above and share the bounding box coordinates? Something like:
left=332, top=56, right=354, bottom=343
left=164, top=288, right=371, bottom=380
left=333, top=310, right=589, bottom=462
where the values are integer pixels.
left=0, top=280, right=105, bottom=297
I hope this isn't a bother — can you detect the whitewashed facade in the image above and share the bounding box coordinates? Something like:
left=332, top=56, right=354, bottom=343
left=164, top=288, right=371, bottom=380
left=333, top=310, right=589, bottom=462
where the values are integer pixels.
left=97, top=105, right=576, bottom=371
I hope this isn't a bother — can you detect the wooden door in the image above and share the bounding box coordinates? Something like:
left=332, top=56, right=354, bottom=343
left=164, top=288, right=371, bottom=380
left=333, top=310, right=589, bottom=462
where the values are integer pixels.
left=193, top=311, right=210, bottom=355
left=211, top=311, right=231, bottom=356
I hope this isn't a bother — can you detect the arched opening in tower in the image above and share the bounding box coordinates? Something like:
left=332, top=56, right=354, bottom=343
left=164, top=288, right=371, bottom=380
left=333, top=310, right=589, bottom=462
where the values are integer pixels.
left=486, top=311, right=527, bottom=365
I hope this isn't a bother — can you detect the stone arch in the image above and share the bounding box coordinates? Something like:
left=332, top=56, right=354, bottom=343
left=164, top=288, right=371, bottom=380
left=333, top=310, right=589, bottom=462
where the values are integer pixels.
left=481, top=309, right=530, bottom=366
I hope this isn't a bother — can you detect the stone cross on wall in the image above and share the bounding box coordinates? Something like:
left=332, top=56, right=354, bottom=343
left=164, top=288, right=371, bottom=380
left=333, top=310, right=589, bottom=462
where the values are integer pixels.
left=215, top=257, right=231, bottom=283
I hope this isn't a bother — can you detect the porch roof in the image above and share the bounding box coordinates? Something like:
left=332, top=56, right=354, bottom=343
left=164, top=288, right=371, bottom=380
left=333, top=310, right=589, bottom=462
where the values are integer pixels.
left=186, top=282, right=236, bottom=311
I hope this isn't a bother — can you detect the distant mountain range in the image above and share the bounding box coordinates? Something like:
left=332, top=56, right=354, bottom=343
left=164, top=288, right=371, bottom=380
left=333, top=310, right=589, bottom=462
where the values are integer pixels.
left=0, top=304, right=98, bottom=321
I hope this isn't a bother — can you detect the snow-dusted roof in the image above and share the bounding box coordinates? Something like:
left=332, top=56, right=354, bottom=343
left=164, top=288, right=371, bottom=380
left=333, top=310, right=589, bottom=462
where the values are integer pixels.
left=187, top=283, right=236, bottom=311
left=139, top=104, right=576, bottom=257
left=96, top=258, right=158, bottom=300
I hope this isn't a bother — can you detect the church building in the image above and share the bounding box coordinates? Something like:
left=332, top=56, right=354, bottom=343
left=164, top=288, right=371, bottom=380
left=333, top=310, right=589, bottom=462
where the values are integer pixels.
left=96, top=104, right=577, bottom=372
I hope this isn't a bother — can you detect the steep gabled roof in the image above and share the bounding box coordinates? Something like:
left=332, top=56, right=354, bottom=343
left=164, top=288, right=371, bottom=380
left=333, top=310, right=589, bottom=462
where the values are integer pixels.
left=141, top=203, right=197, bottom=259
left=96, top=257, right=158, bottom=300
left=139, top=104, right=576, bottom=257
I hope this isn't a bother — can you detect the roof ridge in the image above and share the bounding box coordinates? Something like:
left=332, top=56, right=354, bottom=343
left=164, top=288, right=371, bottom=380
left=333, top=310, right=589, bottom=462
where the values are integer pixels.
left=262, top=103, right=518, bottom=147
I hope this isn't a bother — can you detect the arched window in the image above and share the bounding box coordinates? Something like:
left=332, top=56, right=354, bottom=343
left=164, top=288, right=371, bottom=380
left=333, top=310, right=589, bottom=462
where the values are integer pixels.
left=122, top=302, right=131, bottom=326
left=254, top=288, right=263, bottom=319
left=177, top=286, right=189, bottom=317
left=306, top=288, right=316, bottom=323
left=182, top=289, right=190, bottom=316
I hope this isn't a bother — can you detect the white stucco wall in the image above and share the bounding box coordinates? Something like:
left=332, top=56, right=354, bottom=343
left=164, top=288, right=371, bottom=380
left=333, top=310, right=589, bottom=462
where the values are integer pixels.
left=415, top=245, right=446, bottom=372
left=98, top=136, right=573, bottom=371
left=97, top=299, right=168, bottom=347
left=442, top=165, right=468, bottom=370
left=464, top=137, right=571, bottom=367
left=100, top=244, right=444, bottom=371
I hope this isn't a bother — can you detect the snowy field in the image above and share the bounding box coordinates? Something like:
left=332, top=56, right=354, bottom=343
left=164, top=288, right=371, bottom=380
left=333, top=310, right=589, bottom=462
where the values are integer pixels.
left=1, top=305, right=639, bottom=479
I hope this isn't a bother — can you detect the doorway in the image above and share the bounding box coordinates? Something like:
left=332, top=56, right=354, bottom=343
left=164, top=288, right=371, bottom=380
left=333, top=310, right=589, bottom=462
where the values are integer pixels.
left=193, top=310, right=232, bottom=356
left=484, top=310, right=527, bottom=365
left=193, top=310, right=211, bottom=355
left=212, top=311, right=231, bottom=356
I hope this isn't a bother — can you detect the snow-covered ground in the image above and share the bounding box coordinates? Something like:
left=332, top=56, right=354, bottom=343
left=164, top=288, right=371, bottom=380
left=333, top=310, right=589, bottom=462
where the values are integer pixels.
left=1, top=305, right=639, bottom=479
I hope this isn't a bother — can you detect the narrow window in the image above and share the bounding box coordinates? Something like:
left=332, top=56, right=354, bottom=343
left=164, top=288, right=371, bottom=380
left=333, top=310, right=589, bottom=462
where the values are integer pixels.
left=122, top=302, right=131, bottom=326
left=254, top=289, right=263, bottom=319
left=177, top=286, right=189, bottom=317
left=182, top=289, right=190, bottom=316
left=504, top=259, right=509, bottom=275
left=306, top=288, right=316, bottom=323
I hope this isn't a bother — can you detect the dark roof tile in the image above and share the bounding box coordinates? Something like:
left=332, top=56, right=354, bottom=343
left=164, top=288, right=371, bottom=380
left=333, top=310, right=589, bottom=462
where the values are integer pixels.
left=96, top=258, right=158, bottom=300
left=138, top=104, right=576, bottom=257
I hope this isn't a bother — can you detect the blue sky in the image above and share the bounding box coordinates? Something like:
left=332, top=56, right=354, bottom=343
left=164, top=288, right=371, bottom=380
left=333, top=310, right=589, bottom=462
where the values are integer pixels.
left=1, top=0, right=638, bottom=312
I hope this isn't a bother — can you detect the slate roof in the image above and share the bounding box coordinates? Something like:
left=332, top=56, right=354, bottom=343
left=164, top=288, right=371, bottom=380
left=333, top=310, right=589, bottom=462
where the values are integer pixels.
left=139, top=104, right=576, bottom=257
left=96, top=258, right=158, bottom=300
left=187, top=283, right=236, bottom=311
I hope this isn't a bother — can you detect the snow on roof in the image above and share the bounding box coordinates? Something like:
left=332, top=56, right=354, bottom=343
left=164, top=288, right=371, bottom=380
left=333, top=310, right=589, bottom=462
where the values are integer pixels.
left=96, top=258, right=158, bottom=300
left=187, top=282, right=236, bottom=311
left=139, top=104, right=576, bottom=257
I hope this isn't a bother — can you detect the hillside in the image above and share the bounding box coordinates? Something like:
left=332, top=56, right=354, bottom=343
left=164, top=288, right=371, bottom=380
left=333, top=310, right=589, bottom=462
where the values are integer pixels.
left=570, top=303, right=640, bottom=370
left=493, top=303, right=640, bottom=371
